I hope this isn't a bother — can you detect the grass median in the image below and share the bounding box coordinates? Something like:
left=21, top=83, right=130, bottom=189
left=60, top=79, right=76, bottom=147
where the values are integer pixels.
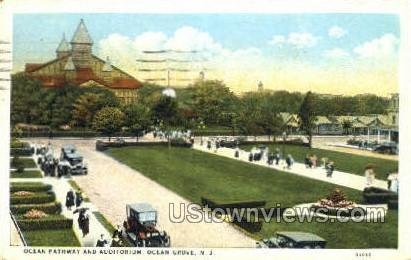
left=240, top=144, right=398, bottom=180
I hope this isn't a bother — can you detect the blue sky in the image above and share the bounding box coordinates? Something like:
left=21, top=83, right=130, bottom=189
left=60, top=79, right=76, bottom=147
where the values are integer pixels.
left=13, top=13, right=400, bottom=95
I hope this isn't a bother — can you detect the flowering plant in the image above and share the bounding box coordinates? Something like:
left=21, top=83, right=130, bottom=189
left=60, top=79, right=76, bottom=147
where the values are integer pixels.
left=24, top=209, right=48, bottom=219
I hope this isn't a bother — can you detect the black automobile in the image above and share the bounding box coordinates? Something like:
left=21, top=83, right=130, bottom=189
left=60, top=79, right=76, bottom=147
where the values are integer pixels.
left=373, top=142, right=397, bottom=155
left=257, top=232, right=326, bottom=249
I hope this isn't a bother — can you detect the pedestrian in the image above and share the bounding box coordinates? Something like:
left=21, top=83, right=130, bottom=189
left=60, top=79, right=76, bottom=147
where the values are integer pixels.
left=234, top=147, right=239, bottom=158
left=75, top=191, right=83, bottom=208
left=285, top=154, right=293, bottom=169
left=112, top=224, right=123, bottom=238
left=364, top=164, right=375, bottom=187
left=65, top=189, right=75, bottom=210
left=82, top=213, right=89, bottom=237
left=304, top=154, right=311, bottom=168
left=275, top=150, right=280, bottom=165
left=326, top=161, right=334, bottom=177
left=311, top=154, right=318, bottom=168
left=248, top=152, right=253, bottom=162
left=207, top=140, right=211, bottom=150
left=111, top=234, right=123, bottom=247
left=387, top=173, right=398, bottom=193
left=96, top=234, right=108, bottom=247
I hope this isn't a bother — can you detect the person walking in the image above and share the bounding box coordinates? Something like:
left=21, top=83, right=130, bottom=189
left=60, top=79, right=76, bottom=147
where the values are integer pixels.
left=364, top=164, right=375, bottom=187
left=275, top=150, right=281, bottom=165
left=82, top=213, right=90, bottom=237
left=65, top=189, right=75, bottom=210
left=112, top=225, right=123, bottom=238
left=285, top=154, right=294, bottom=169
left=75, top=191, right=83, bottom=208
left=96, top=234, right=108, bottom=247
left=111, top=234, right=123, bottom=247
left=326, top=161, right=335, bottom=177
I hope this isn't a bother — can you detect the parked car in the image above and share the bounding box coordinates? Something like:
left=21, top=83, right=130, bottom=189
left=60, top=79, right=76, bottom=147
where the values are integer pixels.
left=373, top=142, right=398, bottom=155
left=58, top=145, right=88, bottom=175
left=123, top=203, right=170, bottom=247
left=256, top=232, right=326, bottom=249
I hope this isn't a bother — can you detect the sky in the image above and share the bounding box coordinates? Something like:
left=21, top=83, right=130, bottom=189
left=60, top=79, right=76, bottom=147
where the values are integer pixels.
left=13, top=13, right=400, bottom=96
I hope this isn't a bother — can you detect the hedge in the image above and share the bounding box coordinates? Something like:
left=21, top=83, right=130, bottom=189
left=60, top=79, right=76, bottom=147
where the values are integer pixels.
left=16, top=215, right=73, bottom=231
left=10, top=148, right=34, bottom=156
left=10, top=158, right=36, bottom=168
left=96, top=140, right=192, bottom=151
left=11, top=202, right=62, bottom=215
left=10, top=192, right=56, bottom=205
left=10, top=183, right=52, bottom=192
left=11, top=140, right=30, bottom=149
left=10, top=170, right=42, bottom=178
left=201, top=197, right=266, bottom=211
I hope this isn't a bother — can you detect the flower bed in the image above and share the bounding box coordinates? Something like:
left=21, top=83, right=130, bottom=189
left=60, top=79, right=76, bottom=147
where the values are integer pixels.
left=13, top=191, right=35, bottom=196
left=11, top=202, right=62, bottom=215
left=24, top=209, right=48, bottom=219
left=10, top=191, right=56, bottom=205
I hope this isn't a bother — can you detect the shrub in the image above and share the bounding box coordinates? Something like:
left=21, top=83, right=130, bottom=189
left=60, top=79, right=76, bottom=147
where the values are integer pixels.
left=10, top=202, right=62, bottom=215
left=10, top=170, right=42, bottom=178
left=16, top=215, right=73, bottom=230
left=10, top=157, right=36, bottom=169
left=10, top=183, right=52, bottom=192
left=10, top=192, right=56, bottom=205
left=10, top=148, right=34, bottom=156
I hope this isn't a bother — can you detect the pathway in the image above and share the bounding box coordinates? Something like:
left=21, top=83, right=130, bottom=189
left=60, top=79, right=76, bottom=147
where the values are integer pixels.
left=11, top=152, right=112, bottom=247
left=193, top=143, right=387, bottom=191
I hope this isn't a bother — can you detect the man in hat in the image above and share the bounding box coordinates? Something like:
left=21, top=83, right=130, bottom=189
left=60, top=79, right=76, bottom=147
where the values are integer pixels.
left=96, top=234, right=108, bottom=247
left=65, top=189, right=75, bottom=210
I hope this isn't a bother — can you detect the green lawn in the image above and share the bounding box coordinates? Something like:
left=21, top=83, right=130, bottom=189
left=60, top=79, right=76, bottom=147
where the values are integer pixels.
left=10, top=170, right=42, bottom=178
left=105, top=146, right=397, bottom=248
left=106, top=146, right=362, bottom=208
left=10, top=157, right=37, bottom=168
left=241, top=144, right=398, bottom=180
left=23, top=229, right=80, bottom=246
left=93, top=212, right=133, bottom=247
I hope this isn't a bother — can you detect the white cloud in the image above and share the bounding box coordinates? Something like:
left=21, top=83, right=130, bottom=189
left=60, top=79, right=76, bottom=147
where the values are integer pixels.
left=353, top=33, right=399, bottom=59
left=269, top=32, right=319, bottom=48
left=328, top=26, right=347, bottom=39
left=323, top=48, right=350, bottom=58
left=96, top=26, right=266, bottom=87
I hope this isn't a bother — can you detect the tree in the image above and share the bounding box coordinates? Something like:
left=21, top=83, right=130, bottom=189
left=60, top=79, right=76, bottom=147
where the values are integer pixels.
left=298, top=91, right=317, bottom=148
left=152, top=95, right=179, bottom=127
left=190, top=80, right=238, bottom=125
left=72, top=93, right=103, bottom=127
left=342, top=120, right=352, bottom=135
left=123, top=103, right=152, bottom=141
left=92, top=107, right=125, bottom=141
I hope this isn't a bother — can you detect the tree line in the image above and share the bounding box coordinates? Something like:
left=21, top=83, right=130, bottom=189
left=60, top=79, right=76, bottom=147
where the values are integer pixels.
left=11, top=74, right=391, bottom=140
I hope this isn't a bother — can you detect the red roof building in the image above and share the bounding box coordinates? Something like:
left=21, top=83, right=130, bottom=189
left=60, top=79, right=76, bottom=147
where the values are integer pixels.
left=24, top=19, right=142, bottom=104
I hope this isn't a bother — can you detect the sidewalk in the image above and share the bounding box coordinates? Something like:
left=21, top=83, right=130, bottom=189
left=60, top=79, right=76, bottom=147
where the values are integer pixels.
left=11, top=153, right=112, bottom=247
left=193, top=144, right=387, bottom=191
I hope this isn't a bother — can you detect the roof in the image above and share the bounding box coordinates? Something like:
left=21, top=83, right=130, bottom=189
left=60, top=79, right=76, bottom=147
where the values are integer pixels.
left=314, top=116, right=332, bottom=125
left=25, top=63, right=43, bottom=73
left=62, top=144, right=76, bottom=152
left=102, top=57, right=113, bottom=72
left=64, top=57, right=75, bottom=71
left=56, top=34, right=70, bottom=52
left=127, top=203, right=156, bottom=213
left=66, top=152, right=83, bottom=159
left=277, top=232, right=326, bottom=242
left=71, top=19, right=93, bottom=44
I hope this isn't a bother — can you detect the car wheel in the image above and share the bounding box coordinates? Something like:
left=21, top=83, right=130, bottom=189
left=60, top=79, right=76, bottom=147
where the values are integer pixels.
left=314, top=245, right=323, bottom=249
left=303, top=245, right=311, bottom=249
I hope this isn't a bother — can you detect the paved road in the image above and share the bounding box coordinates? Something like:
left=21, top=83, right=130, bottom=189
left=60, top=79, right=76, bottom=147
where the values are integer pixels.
left=28, top=138, right=256, bottom=248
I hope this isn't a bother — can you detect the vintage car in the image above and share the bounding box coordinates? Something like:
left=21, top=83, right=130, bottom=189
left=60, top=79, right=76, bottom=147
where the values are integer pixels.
left=373, top=142, right=398, bottom=155
left=256, top=232, right=326, bottom=249
left=124, top=203, right=170, bottom=247
left=58, top=145, right=87, bottom=175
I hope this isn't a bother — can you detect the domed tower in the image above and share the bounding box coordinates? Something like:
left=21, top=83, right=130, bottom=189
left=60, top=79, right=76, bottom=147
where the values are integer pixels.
left=70, top=19, right=93, bottom=68
left=56, top=33, right=70, bottom=59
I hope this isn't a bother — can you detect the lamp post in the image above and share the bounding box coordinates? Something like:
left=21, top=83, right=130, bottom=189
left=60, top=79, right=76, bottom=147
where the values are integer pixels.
left=197, top=120, right=205, bottom=146
left=282, top=131, right=287, bottom=158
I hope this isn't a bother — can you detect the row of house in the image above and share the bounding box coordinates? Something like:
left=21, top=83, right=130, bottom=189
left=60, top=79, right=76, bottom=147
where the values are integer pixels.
left=280, top=113, right=396, bottom=138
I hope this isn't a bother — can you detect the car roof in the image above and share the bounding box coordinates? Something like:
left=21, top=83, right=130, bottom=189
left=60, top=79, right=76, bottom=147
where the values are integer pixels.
left=276, top=231, right=326, bottom=242
left=66, top=152, right=82, bottom=159
left=127, top=203, right=156, bottom=213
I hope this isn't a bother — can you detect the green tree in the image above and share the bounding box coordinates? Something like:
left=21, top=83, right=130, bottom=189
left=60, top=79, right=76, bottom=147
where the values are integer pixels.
left=72, top=93, right=103, bottom=127
left=342, top=120, right=353, bottom=135
left=123, top=103, right=152, bottom=141
left=92, top=107, right=125, bottom=141
left=152, top=95, right=179, bottom=127
left=298, top=91, right=317, bottom=148
left=190, top=80, right=238, bottom=125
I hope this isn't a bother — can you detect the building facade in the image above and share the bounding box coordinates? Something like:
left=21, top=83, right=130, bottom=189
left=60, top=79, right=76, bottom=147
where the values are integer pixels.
left=24, top=19, right=142, bottom=104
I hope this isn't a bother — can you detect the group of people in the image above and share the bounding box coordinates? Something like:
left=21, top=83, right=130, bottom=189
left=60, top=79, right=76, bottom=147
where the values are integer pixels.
left=304, top=154, right=319, bottom=168
left=95, top=225, right=124, bottom=247
left=247, top=146, right=295, bottom=169
left=65, top=189, right=84, bottom=210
